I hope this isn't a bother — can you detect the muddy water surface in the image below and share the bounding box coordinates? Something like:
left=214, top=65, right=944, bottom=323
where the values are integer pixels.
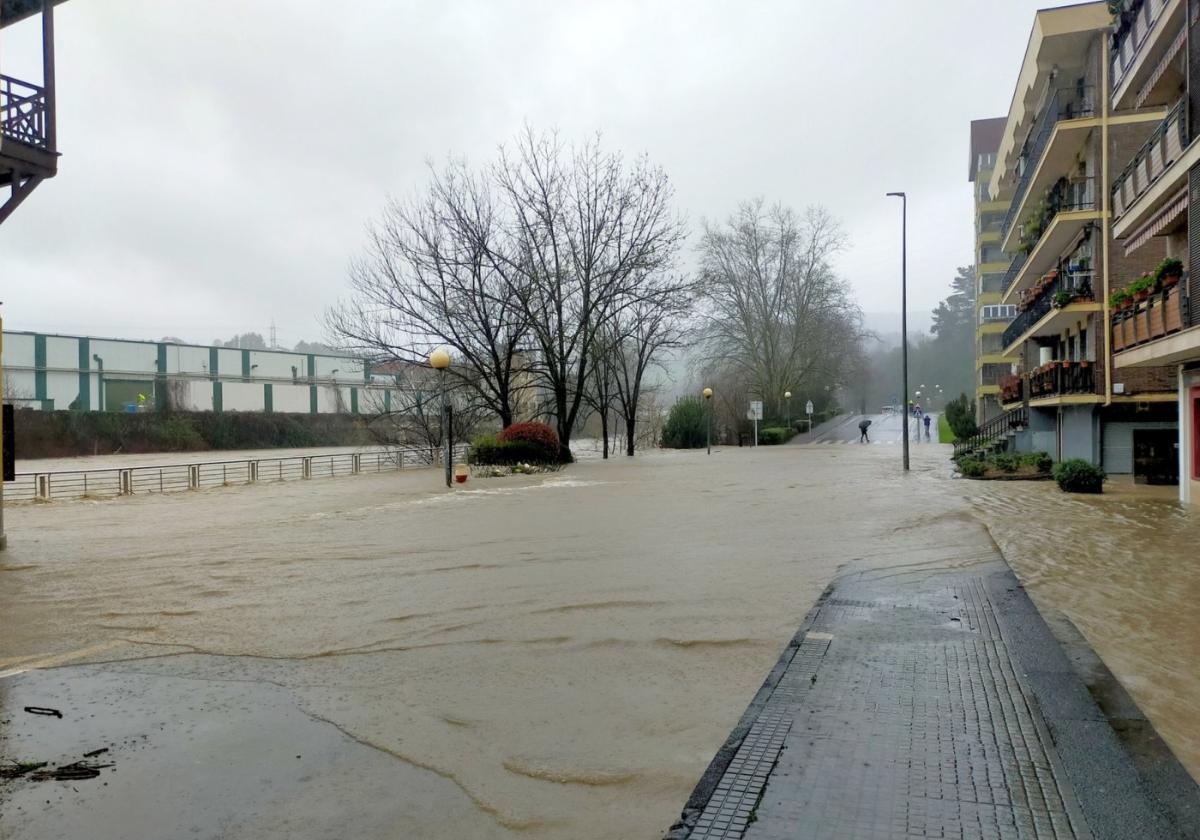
left=968, top=478, right=1200, bottom=780
left=1, top=443, right=1196, bottom=838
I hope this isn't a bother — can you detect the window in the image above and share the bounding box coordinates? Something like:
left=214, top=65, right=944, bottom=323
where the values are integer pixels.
left=980, top=305, right=1016, bottom=323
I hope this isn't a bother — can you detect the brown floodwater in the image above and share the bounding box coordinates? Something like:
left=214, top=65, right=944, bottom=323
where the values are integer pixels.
left=0, top=442, right=1196, bottom=838
left=966, top=477, right=1200, bottom=781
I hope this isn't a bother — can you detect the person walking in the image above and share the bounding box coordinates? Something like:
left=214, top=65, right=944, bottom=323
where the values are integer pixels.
left=858, top=418, right=872, bottom=443
left=923, top=413, right=932, bottom=441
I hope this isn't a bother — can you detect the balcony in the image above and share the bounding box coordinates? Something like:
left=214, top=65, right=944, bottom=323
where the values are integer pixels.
left=1112, top=99, right=1188, bottom=227
left=1111, top=274, right=1194, bottom=353
left=1002, top=267, right=1097, bottom=352
left=1001, top=86, right=1096, bottom=251
left=1003, top=177, right=1099, bottom=302
left=1110, top=0, right=1185, bottom=110
left=1028, top=360, right=1098, bottom=400
left=1, top=74, right=49, bottom=150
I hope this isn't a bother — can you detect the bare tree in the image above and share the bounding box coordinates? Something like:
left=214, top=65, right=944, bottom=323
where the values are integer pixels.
left=328, top=158, right=531, bottom=428
left=360, top=368, right=490, bottom=457
left=609, top=279, right=692, bottom=456
left=490, top=129, right=687, bottom=461
left=696, top=200, right=862, bottom=419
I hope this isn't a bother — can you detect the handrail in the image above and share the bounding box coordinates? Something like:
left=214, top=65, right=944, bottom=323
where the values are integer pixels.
left=953, top=407, right=1028, bottom=456
left=1111, top=0, right=1169, bottom=94
left=0, top=72, right=48, bottom=149
left=2, top=444, right=471, bottom=503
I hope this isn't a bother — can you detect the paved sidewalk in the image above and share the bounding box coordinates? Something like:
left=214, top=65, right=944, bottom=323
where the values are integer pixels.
left=666, top=560, right=1200, bottom=840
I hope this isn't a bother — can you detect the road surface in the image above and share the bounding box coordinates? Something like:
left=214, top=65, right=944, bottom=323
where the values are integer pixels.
left=804, top=411, right=936, bottom=445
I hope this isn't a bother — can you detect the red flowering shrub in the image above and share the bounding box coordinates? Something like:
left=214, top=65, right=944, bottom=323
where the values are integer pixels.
left=497, top=421, right=561, bottom=463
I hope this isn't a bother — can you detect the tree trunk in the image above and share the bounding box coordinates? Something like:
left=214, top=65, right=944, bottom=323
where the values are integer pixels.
left=600, top=409, right=609, bottom=459
left=625, top=421, right=636, bottom=456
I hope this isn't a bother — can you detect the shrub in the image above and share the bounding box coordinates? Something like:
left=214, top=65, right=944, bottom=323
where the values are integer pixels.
left=496, top=421, right=560, bottom=463
left=1019, top=451, right=1053, bottom=472
left=958, top=459, right=987, bottom=478
left=758, top=426, right=794, bottom=445
left=661, top=397, right=707, bottom=449
left=991, top=453, right=1019, bottom=473
left=1052, top=458, right=1105, bottom=493
left=1156, top=257, right=1183, bottom=281
left=470, top=434, right=554, bottom=466
left=943, top=394, right=978, bottom=441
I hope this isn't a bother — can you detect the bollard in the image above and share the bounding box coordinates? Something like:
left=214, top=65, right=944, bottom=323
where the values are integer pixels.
left=188, top=465, right=199, bottom=490
left=249, top=460, right=259, bottom=483
left=352, top=454, right=361, bottom=475
left=119, top=470, right=132, bottom=496
left=36, top=474, right=49, bottom=500
left=302, top=457, right=312, bottom=479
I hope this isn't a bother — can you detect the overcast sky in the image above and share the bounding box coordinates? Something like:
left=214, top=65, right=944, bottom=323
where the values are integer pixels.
left=1, top=0, right=1065, bottom=347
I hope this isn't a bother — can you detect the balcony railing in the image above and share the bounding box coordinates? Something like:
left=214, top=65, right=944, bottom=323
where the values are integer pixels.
left=1012, top=176, right=1097, bottom=263
left=1111, top=276, right=1191, bottom=351
left=1112, top=99, right=1189, bottom=220
left=1028, top=360, right=1097, bottom=399
left=1003, top=85, right=1097, bottom=242
left=0, top=73, right=49, bottom=149
left=1002, top=268, right=1095, bottom=349
left=980, top=274, right=1007, bottom=295
left=1111, top=0, right=1170, bottom=94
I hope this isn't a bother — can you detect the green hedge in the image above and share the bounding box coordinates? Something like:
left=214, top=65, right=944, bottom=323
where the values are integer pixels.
left=12, top=408, right=372, bottom=459
left=757, top=426, right=796, bottom=445
left=661, top=397, right=707, bottom=448
left=468, top=434, right=556, bottom=466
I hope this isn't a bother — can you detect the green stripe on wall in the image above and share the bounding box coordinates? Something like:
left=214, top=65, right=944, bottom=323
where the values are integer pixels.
left=384, top=390, right=391, bottom=413
left=264, top=383, right=273, bottom=413
left=213, top=381, right=223, bottom=412
left=306, top=354, right=316, bottom=378
left=34, top=333, right=46, bottom=403
left=209, top=346, right=218, bottom=378
left=350, top=387, right=358, bottom=414
left=241, top=349, right=251, bottom=381
left=155, top=343, right=168, bottom=412
left=309, top=385, right=318, bottom=414
left=77, top=337, right=90, bottom=411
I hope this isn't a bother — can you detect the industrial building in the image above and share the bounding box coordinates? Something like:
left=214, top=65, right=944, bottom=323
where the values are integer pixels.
left=2, top=330, right=413, bottom=415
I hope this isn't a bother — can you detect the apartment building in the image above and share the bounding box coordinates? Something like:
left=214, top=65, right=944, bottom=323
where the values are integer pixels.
left=1107, top=0, right=1200, bottom=503
left=970, top=118, right=1015, bottom=423
left=983, top=0, right=1179, bottom=479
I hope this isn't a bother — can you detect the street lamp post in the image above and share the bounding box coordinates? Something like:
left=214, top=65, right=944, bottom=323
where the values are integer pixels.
left=92, top=354, right=104, bottom=411
left=702, top=387, right=713, bottom=454
left=784, top=390, right=792, bottom=429
left=429, top=348, right=452, bottom=488
left=886, top=191, right=910, bottom=471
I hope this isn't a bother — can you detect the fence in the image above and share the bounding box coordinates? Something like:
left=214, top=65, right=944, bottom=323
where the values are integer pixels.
left=2, top=444, right=470, bottom=503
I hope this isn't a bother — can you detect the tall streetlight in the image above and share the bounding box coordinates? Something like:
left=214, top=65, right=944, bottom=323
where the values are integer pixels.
left=92, top=353, right=104, bottom=412
left=784, top=390, right=792, bottom=428
left=886, top=191, right=910, bottom=471
left=429, top=347, right=452, bottom=487
left=702, top=387, right=713, bottom=455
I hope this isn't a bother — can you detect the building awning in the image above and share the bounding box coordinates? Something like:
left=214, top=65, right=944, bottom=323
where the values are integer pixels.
left=1135, top=27, right=1187, bottom=110
left=1123, top=185, right=1189, bottom=256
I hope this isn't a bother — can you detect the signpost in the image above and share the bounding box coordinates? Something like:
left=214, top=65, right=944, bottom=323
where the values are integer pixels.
left=749, top=400, right=763, bottom=447
left=805, top=400, right=814, bottom=433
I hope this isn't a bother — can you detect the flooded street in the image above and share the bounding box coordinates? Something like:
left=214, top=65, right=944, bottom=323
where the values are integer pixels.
left=1, top=443, right=1196, bottom=838
left=968, top=478, right=1200, bottom=783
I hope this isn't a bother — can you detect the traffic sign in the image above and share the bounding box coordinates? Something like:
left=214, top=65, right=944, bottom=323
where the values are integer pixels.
left=805, top=400, right=814, bottom=416
left=749, top=400, right=763, bottom=420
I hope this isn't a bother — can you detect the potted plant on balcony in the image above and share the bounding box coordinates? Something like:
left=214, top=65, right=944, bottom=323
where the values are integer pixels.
left=1131, top=273, right=1156, bottom=302
left=1052, top=290, right=1074, bottom=309
left=1108, top=287, right=1132, bottom=310
left=1156, top=257, right=1183, bottom=288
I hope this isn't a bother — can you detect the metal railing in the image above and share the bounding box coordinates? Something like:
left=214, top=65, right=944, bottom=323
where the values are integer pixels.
left=1112, top=98, right=1189, bottom=220
left=0, top=73, right=48, bottom=149
left=1111, top=0, right=1170, bottom=94
left=1028, top=361, right=1097, bottom=399
left=1002, top=269, right=1095, bottom=349
left=2, top=444, right=470, bottom=503
left=1006, top=177, right=1097, bottom=297
left=1003, top=85, right=1097, bottom=242
left=953, top=407, right=1028, bottom=457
